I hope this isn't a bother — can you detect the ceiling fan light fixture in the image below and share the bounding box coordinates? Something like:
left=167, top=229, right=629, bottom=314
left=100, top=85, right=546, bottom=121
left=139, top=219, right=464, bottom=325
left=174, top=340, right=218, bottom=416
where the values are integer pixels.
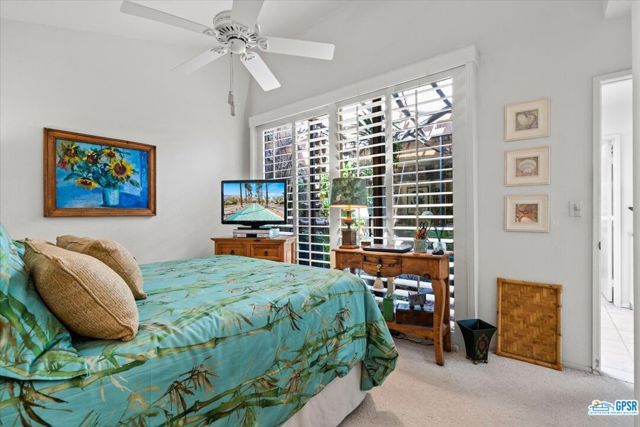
left=228, top=38, right=247, bottom=55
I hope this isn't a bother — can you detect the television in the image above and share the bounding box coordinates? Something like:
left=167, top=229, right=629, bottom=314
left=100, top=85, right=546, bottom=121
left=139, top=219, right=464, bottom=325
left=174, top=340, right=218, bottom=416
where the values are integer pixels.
left=221, top=179, right=288, bottom=227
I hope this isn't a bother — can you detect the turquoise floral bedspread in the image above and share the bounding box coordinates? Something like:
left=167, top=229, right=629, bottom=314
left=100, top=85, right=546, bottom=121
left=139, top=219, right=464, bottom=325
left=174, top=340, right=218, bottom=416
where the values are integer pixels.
left=0, top=255, right=397, bottom=426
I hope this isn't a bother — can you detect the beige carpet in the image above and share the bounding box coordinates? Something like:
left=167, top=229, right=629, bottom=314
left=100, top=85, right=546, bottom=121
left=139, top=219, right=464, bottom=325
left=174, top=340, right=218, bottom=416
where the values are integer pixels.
left=340, top=339, right=634, bottom=427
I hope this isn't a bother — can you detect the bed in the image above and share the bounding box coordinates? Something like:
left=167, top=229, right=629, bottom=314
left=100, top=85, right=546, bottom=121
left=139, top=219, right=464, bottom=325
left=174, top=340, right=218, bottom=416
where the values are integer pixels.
left=0, top=255, right=397, bottom=426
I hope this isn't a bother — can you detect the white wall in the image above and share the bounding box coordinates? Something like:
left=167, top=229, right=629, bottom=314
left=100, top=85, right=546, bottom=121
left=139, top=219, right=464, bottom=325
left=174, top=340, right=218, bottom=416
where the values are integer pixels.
left=0, top=19, right=249, bottom=263
left=247, top=0, right=631, bottom=369
left=602, top=79, right=634, bottom=308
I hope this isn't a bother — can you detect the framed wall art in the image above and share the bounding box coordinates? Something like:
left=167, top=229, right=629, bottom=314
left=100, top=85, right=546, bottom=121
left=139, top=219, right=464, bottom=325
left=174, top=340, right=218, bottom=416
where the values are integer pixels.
left=44, top=128, right=156, bottom=217
left=504, top=194, right=549, bottom=232
left=504, top=98, right=550, bottom=141
left=504, top=146, right=550, bottom=186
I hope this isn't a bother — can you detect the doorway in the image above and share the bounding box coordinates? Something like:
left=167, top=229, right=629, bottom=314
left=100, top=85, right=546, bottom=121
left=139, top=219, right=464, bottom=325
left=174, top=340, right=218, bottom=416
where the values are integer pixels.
left=593, top=71, right=633, bottom=383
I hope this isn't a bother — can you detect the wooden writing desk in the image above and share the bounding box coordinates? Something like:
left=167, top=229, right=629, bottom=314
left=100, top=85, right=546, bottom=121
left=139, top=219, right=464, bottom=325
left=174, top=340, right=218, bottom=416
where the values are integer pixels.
left=333, top=247, right=451, bottom=366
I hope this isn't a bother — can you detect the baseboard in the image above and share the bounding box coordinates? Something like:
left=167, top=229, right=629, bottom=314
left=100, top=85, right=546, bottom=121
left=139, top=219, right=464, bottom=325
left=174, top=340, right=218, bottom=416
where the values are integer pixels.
left=561, top=360, right=593, bottom=373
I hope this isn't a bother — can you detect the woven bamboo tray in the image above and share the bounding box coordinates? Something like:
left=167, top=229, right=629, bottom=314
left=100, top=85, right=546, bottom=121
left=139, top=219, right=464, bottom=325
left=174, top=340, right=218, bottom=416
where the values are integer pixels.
left=496, top=278, right=562, bottom=371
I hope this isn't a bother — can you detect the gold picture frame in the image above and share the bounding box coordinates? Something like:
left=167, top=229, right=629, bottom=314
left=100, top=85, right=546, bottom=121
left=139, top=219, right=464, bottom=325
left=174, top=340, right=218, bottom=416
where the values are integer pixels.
left=504, top=98, right=550, bottom=141
left=44, top=128, right=156, bottom=217
left=504, top=146, right=550, bottom=186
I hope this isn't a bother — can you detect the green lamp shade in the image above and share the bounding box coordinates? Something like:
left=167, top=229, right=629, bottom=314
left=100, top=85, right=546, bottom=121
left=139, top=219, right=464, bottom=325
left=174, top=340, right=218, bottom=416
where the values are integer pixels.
left=330, top=177, right=368, bottom=208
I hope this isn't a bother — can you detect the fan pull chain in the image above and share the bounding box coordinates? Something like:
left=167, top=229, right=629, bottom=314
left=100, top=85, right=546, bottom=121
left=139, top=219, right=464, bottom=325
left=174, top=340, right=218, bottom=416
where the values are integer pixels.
left=228, top=53, right=236, bottom=117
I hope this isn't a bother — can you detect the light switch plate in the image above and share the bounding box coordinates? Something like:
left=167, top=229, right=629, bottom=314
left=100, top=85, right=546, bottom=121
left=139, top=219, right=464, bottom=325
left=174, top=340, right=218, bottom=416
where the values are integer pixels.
left=569, top=201, right=583, bottom=217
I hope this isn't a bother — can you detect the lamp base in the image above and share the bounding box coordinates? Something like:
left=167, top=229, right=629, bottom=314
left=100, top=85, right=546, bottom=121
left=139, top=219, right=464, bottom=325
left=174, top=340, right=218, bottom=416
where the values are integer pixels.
left=340, top=228, right=358, bottom=249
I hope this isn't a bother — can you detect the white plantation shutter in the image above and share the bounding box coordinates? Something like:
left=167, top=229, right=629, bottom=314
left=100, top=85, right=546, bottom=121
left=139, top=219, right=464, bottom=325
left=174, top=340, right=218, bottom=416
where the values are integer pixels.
left=335, top=78, right=454, bottom=249
left=263, top=124, right=294, bottom=232
left=336, top=95, right=388, bottom=244
left=390, top=77, right=454, bottom=248
left=389, top=77, right=455, bottom=317
left=332, top=76, right=455, bottom=318
left=262, top=115, right=330, bottom=267
left=261, top=75, right=458, bottom=317
left=294, top=116, right=331, bottom=267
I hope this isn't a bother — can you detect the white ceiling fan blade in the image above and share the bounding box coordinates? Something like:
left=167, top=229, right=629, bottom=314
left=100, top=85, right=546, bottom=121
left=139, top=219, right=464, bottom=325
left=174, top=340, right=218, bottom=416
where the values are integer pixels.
left=231, top=0, right=264, bottom=27
left=173, top=48, right=228, bottom=74
left=120, top=0, right=212, bottom=35
left=240, top=52, right=280, bottom=92
left=259, top=37, right=335, bottom=60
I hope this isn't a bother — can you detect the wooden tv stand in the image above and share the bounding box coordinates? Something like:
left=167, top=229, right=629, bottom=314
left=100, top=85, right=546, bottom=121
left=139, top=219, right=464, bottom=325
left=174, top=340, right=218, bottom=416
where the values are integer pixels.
left=211, top=236, right=297, bottom=264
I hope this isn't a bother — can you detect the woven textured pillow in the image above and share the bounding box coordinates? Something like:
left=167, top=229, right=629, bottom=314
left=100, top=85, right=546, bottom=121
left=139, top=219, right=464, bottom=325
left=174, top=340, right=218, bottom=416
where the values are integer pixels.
left=0, top=226, right=87, bottom=380
left=24, top=240, right=139, bottom=341
left=56, top=235, right=146, bottom=300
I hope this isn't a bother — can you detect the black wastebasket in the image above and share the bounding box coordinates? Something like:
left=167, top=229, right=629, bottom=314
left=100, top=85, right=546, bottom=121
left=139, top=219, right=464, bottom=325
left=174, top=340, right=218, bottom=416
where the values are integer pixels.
left=456, top=319, right=497, bottom=364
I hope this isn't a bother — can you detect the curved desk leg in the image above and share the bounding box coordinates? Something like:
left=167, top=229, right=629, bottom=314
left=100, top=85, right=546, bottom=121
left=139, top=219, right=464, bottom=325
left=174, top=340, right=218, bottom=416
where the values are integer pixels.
left=431, top=278, right=446, bottom=366
left=443, top=276, right=452, bottom=353
left=444, top=328, right=452, bottom=353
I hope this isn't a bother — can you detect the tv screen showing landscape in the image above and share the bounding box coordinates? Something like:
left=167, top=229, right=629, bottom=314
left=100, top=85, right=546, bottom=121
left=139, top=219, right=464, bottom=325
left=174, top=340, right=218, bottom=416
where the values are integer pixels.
left=222, top=180, right=287, bottom=224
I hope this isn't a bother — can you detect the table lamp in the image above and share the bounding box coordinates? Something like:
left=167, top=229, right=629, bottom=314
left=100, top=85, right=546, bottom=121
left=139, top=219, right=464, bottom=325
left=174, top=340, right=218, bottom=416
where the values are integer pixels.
left=330, top=177, right=368, bottom=249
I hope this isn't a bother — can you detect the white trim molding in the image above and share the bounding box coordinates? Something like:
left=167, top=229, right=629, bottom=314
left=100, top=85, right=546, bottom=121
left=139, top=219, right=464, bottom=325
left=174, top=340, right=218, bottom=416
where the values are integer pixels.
left=591, top=69, right=632, bottom=374
left=249, top=45, right=478, bottom=127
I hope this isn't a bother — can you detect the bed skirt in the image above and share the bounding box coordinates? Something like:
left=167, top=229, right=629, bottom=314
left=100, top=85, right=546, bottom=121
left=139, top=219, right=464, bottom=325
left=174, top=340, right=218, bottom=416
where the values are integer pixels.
left=284, top=363, right=366, bottom=427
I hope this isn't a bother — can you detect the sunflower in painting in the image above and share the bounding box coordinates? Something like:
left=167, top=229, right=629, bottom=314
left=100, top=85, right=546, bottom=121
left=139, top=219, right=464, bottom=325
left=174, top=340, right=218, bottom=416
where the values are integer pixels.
left=108, top=159, right=133, bottom=181
left=83, top=150, right=100, bottom=165
left=75, top=178, right=98, bottom=190
left=101, top=148, right=118, bottom=160
left=56, top=142, right=81, bottom=170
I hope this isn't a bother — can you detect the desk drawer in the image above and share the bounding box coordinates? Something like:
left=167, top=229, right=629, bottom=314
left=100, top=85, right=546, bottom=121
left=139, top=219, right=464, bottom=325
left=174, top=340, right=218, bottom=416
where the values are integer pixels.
left=249, top=244, right=281, bottom=261
left=216, top=243, right=247, bottom=257
left=362, top=254, right=402, bottom=277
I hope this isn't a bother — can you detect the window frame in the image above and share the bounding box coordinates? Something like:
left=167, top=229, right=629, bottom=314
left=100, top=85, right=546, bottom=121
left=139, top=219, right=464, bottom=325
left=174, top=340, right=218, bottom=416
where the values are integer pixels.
left=249, top=46, right=478, bottom=336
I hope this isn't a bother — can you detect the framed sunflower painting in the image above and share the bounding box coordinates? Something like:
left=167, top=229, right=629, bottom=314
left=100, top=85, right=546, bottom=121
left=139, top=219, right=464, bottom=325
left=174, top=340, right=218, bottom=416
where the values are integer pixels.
left=44, top=128, right=156, bottom=217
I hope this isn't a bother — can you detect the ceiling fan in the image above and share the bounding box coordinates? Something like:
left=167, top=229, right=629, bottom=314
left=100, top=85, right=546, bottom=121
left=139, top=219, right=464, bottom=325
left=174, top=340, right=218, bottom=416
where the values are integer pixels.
left=120, top=0, right=335, bottom=115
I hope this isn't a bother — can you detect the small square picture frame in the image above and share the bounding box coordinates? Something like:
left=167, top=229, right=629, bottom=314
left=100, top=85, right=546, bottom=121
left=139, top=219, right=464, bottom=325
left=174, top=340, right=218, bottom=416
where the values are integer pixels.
left=505, top=98, right=550, bottom=141
left=505, top=194, right=549, bottom=233
left=504, top=146, right=550, bottom=186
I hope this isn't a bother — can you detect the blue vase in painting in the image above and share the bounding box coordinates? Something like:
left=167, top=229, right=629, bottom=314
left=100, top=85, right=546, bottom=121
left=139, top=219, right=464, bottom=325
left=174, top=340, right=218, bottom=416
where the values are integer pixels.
left=102, top=188, right=120, bottom=207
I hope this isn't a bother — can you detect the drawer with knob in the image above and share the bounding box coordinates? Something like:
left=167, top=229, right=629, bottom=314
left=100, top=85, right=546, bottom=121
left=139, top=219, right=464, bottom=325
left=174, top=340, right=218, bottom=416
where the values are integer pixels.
left=249, top=244, right=281, bottom=261
left=361, top=254, right=402, bottom=277
left=216, top=243, right=247, bottom=257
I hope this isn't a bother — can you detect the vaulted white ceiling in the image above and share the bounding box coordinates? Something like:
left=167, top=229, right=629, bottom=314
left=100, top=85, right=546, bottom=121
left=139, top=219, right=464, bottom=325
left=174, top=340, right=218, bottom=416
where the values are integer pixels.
left=0, top=0, right=345, bottom=48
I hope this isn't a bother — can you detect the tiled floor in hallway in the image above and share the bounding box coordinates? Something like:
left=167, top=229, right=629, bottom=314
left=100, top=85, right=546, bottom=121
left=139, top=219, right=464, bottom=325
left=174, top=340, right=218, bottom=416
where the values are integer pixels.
left=600, top=296, right=634, bottom=383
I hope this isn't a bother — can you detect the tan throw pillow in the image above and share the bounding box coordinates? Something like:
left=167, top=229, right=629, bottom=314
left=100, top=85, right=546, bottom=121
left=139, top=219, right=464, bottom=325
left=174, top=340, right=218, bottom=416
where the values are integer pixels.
left=24, top=240, right=139, bottom=341
left=56, top=235, right=146, bottom=300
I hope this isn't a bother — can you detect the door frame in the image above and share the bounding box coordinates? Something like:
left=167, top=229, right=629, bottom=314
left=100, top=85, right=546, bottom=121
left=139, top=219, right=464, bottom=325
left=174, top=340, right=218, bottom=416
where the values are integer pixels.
left=592, top=69, right=632, bottom=373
